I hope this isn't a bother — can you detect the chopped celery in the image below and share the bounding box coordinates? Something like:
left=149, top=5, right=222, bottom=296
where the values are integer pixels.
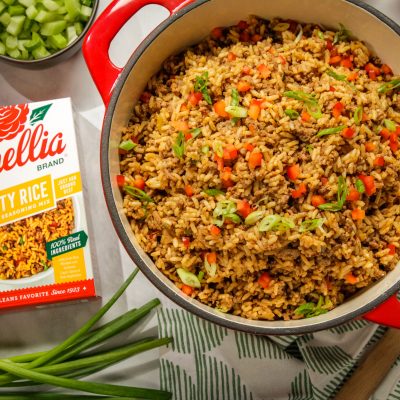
left=66, top=24, right=76, bottom=42
left=0, top=0, right=7, bottom=13
left=31, top=44, right=49, bottom=58
left=25, top=4, right=38, bottom=18
left=5, top=32, right=17, bottom=47
left=1, top=0, right=93, bottom=60
left=6, top=47, right=20, bottom=57
left=8, top=4, right=25, bottom=15
left=24, top=30, right=41, bottom=49
left=65, top=0, right=79, bottom=19
left=48, top=32, right=66, bottom=48
left=17, top=38, right=28, bottom=49
left=0, top=11, right=11, bottom=26
left=31, top=20, right=39, bottom=31
left=42, top=0, right=60, bottom=11
left=40, top=19, right=66, bottom=35
left=34, top=9, right=59, bottom=22
left=17, top=0, right=34, bottom=7
left=73, top=21, right=82, bottom=34
left=19, top=47, right=28, bottom=58
left=79, top=4, right=91, bottom=20
left=6, top=14, right=25, bottom=35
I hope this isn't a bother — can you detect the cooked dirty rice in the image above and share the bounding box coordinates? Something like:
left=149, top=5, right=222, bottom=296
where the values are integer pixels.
left=119, top=17, right=400, bottom=320
left=0, top=199, right=74, bottom=280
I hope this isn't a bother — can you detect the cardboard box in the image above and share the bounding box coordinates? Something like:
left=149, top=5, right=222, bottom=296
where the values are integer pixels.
left=0, top=98, right=96, bottom=309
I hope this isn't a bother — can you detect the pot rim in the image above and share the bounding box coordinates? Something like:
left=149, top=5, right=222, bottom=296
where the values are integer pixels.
left=101, top=0, right=400, bottom=335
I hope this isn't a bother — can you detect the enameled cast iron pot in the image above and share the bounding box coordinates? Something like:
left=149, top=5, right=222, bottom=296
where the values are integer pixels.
left=83, top=0, right=400, bottom=335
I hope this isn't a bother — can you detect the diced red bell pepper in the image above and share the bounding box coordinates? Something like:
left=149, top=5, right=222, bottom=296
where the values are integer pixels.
left=116, top=174, right=125, bottom=188
left=373, top=156, right=385, bottom=167
left=181, top=284, right=194, bottom=295
left=258, top=272, right=272, bottom=289
left=133, top=177, right=146, bottom=190
left=358, top=175, right=376, bottom=196
left=221, top=166, right=234, bottom=187
left=237, top=81, right=252, bottom=92
left=346, top=188, right=360, bottom=202
left=182, top=237, right=191, bottom=249
left=311, top=195, right=326, bottom=207
left=188, top=92, right=203, bottom=106
left=351, top=208, right=365, bottom=220
left=237, top=199, right=251, bottom=218
left=248, top=151, right=263, bottom=169
left=388, top=243, right=396, bottom=255
left=211, top=27, right=223, bottom=39
left=223, top=144, right=238, bottom=161
left=332, top=101, right=344, bottom=118
left=291, top=183, right=307, bottom=198
left=342, top=127, right=356, bottom=139
left=287, top=164, right=300, bottom=180
left=213, top=100, right=229, bottom=118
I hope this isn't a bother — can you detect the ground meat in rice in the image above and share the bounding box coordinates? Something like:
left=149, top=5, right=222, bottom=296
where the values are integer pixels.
left=118, top=16, right=400, bottom=320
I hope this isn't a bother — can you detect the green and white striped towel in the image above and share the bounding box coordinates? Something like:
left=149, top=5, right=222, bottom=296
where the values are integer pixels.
left=157, top=300, right=400, bottom=400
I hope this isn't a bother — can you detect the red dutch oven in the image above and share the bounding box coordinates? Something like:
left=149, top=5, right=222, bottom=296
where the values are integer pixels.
left=83, top=0, right=400, bottom=334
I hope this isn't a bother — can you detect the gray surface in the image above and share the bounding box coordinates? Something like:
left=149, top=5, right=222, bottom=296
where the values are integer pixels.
left=0, top=0, right=399, bottom=393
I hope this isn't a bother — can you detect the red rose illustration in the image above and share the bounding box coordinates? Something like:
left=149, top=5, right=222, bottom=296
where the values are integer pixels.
left=0, top=104, right=29, bottom=142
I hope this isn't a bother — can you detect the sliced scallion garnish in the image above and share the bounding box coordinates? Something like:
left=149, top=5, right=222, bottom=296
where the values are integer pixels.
left=203, top=189, right=225, bottom=196
left=378, top=79, right=400, bottom=94
left=285, top=109, right=300, bottom=120
left=355, top=178, right=365, bottom=194
left=283, top=91, right=322, bottom=119
left=124, top=186, right=154, bottom=204
left=177, top=268, right=201, bottom=288
left=317, top=125, right=346, bottom=137
left=305, top=144, right=314, bottom=154
left=384, top=119, right=396, bottom=132
left=172, top=131, right=185, bottom=159
left=213, top=141, right=224, bottom=158
left=326, top=69, right=346, bottom=81
left=299, top=218, right=325, bottom=233
left=244, top=210, right=264, bottom=225
left=119, top=140, right=136, bottom=152
left=259, top=215, right=294, bottom=232
left=333, top=23, right=351, bottom=45
left=231, top=88, right=240, bottom=107
left=194, top=71, right=212, bottom=104
left=294, top=24, right=303, bottom=44
left=294, top=296, right=329, bottom=318
left=190, top=127, right=202, bottom=139
left=318, top=176, right=348, bottom=211
left=225, top=105, right=248, bottom=118
left=204, top=258, right=217, bottom=277
left=354, top=106, right=363, bottom=126
left=213, top=200, right=240, bottom=227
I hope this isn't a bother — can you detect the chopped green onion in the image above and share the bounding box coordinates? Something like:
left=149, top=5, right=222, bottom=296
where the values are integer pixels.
left=204, top=258, right=217, bottom=277
left=384, top=119, right=396, bottom=132
left=326, top=69, right=346, bottom=81
left=354, top=106, right=363, bottom=125
left=231, top=88, right=239, bottom=107
left=177, top=268, right=201, bottom=288
left=283, top=90, right=317, bottom=103
left=317, top=30, right=324, bottom=40
left=197, top=271, right=204, bottom=282
left=201, top=145, right=210, bottom=154
left=119, top=140, right=136, bottom=152
left=124, top=186, right=154, bottom=204
left=318, top=176, right=348, bottom=211
left=213, top=200, right=240, bottom=227
left=189, top=128, right=202, bottom=138
left=272, top=22, right=290, bottom=31
left=284, top=109, right=300, bottom=120
left=172, top=131, right=185, bottom=159
left=305, top=144, right=314, bottom=154
left=203, top=189, right=225, bottom=196
left=18, top=235, right=25, bottom=245
left=224, top=213, right=242, bottom=224
left=194, top=72, right=212, bottom=105
left=225, top=105, right=248, bottom=118
left=294, top=25, right=303, bottom=44
left=299, top=218, right=325, bottom=233
left=294, top=296, right=329, bottom=318
left=283, top=91, right=322, bottom=120
left=259, top=215, right=294, bottom=232
left=355, top=178, right=365, bottom=194
left=333, top=23, right=350, bottom=45
left=244, top=210, right=264, bottom=225
left=378, top=79, right=400, bottom=94
left=213, top=141, right=223, bottom=157
left=316, top=125, right=346, bottom=137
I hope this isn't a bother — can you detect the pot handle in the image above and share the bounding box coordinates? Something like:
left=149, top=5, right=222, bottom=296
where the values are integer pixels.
left=83, top=0, right=193, bottom=105
left=363, top=294, right=400, bottom=328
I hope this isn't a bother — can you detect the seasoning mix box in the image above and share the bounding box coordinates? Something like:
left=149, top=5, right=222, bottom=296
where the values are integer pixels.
left=0, top=98, right=96, bottom=309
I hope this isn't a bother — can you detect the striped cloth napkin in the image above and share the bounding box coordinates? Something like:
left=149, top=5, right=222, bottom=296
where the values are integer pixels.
left=157, top=299, right=400, bottom=400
